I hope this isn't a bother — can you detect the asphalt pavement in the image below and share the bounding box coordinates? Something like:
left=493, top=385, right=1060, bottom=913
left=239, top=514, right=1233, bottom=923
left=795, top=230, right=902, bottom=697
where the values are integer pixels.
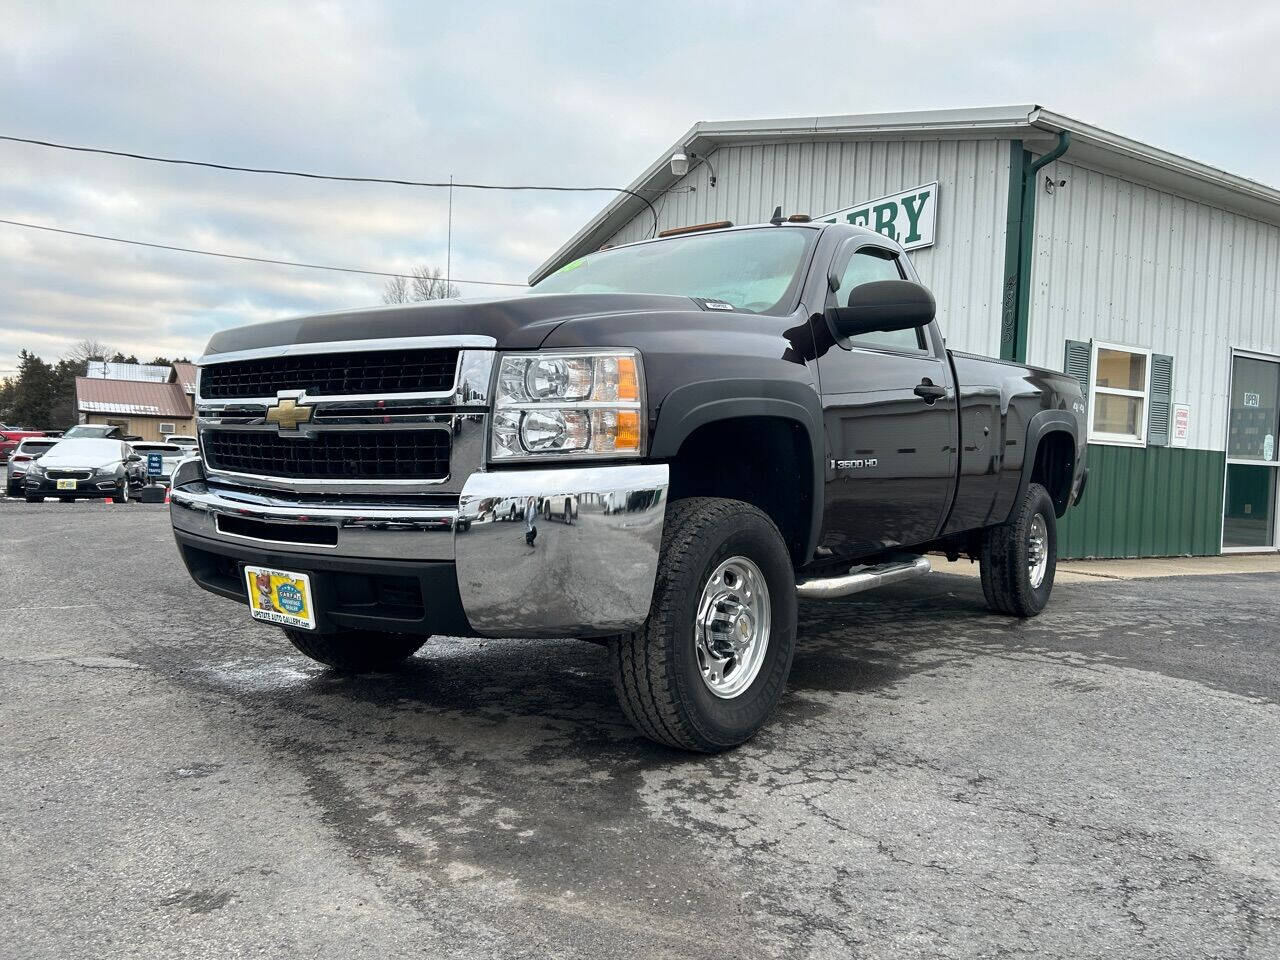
left=2, top=499, right=1278, bottom=959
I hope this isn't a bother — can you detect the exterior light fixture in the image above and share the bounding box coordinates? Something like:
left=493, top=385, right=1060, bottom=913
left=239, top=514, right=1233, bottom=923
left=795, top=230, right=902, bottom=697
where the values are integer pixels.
left=669, top=152, right=689, bottom=177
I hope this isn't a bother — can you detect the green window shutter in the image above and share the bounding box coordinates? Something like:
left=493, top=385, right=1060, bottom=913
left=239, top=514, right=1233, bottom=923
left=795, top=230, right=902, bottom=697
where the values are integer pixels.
left=1147, top=353, right=1173, bottom=446
left=1063, top=339, right=1091, bottom=397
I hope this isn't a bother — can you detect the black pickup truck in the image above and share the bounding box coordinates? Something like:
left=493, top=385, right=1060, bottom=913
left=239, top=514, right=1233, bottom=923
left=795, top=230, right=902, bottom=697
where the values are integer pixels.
left=170, top=219, right=1086, bottom=751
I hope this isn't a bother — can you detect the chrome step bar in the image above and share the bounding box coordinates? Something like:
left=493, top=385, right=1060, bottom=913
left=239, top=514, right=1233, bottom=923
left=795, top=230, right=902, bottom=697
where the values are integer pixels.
left=796, top=556, right=932, bottom=600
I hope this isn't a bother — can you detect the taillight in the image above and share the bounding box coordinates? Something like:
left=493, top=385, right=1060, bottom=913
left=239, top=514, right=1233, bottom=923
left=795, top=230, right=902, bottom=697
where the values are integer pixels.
left=12, top=455, right=31, bottom=462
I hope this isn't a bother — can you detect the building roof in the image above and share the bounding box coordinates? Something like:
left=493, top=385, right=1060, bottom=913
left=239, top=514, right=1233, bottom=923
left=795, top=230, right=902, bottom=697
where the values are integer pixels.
left=75, top=377, right=193, bottom=418
left=531, top=104, right=1280, bottom=283
left=85, top=360, right=172, bottom=382
left=170, top=361, right=196, bottom=394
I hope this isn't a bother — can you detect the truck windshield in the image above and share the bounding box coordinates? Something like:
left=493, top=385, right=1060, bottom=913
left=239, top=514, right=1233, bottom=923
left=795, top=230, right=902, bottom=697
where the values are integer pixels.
left=533, top=227, right=813, bottom=314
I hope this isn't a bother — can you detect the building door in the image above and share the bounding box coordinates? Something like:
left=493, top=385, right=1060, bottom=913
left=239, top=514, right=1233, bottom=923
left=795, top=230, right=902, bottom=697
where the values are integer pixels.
left=1223, top=353, right=1280, bottom=551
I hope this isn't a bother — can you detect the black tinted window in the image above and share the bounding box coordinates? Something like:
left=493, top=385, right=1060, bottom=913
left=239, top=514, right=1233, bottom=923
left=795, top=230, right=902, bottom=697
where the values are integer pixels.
left=834, top=250, right=922, bottom=352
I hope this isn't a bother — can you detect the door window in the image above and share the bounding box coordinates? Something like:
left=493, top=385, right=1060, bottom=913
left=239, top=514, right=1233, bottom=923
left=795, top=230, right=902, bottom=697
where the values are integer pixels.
left=1224, top=465, right=1276, bottom=548
left=832, top=250, right=922, bottom=352
left=1227, top=357, right=1280, bottom=462
left=1224, top=355, right=1280, bottom=550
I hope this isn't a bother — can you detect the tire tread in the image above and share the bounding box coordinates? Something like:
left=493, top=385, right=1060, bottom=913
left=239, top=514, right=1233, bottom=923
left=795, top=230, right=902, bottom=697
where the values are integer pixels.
left=610, top=497, right=791, bottom=752
left=980, top=482, right=1055, bottom=617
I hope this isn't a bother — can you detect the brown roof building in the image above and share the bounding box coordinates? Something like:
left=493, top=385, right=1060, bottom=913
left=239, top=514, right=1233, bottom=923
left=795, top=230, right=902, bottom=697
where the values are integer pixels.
left=75, top=363, right=196, bottom=442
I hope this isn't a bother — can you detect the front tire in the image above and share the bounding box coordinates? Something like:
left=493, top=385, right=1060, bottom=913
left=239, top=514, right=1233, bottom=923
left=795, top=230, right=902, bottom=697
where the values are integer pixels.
left=980, top=482, right=1057, bottom=617
left=610, top=497, right=798, bottom=752
left=25, top=495, right=43, bottom=503
left=111, top=480, right=129, bottom=504
left=283, top=628, right=427, bottom=672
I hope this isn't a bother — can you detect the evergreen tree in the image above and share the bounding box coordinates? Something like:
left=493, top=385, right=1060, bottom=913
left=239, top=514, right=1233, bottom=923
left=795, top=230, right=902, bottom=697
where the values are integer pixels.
left=6, top=351, right=59, bottom=429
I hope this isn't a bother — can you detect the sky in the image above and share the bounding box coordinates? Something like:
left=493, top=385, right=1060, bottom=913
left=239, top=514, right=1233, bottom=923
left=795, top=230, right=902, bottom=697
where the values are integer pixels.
left=2, top=0, right=1278, bottom=375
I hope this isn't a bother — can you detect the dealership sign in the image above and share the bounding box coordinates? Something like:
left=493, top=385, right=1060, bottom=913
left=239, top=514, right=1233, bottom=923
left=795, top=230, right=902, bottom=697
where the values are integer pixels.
left=815, top=182, right=938, bottom=250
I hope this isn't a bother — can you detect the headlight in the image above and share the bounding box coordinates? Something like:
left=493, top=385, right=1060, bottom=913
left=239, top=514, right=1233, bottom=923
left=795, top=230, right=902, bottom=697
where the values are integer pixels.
left=490, top=350, right=644, bottom=461
left=27, top=462, right=45, bottom=477
left=95, top=464, right=118, bottom=476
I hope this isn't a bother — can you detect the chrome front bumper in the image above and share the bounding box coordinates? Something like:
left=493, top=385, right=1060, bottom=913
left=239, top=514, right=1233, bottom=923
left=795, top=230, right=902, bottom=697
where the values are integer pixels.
left=170, top=459, right=669, bottom=638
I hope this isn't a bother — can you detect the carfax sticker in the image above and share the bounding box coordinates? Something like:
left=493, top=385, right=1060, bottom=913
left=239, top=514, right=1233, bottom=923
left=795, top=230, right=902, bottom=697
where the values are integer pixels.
left=244, top=565, right=316, bottom=630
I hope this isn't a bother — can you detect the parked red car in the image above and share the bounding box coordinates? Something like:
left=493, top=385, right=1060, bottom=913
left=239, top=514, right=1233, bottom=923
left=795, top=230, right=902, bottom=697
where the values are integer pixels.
left=0, top=430, right=45, bottom=464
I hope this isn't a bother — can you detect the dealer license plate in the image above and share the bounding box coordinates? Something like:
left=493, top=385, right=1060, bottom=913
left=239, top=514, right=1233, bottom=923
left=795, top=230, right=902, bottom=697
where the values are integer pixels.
left=244, top=565, right=316, bottom=630
left=56, top=478, right=77, bottom=490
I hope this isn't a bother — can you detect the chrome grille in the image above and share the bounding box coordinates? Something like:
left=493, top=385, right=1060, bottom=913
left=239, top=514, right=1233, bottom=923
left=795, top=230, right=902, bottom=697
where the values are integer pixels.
left=200, top=348, right=459, bottom=399
left=203, top=429, right=451, bottom=481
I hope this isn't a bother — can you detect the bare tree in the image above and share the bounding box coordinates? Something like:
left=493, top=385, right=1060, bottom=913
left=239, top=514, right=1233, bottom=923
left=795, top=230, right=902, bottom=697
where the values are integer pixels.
left=411, top=265, right=460, bottom=301
left=382, top=265, right=459, bottom=304
left=66, top=337, right=118, bottom=363
left=381, top=275, right=409, bottom=304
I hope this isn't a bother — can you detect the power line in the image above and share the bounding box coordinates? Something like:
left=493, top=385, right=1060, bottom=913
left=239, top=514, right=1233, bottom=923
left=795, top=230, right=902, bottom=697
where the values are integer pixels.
left=0, top=133, right=660, bottom=238
left=0, top=217, right=528, bottom=287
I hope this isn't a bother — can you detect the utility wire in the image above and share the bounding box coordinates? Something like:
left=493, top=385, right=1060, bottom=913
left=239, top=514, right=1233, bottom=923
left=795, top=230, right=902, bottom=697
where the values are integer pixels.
left=0, top=134, right=660, bottom=237
left=0, top=217, right=528, bottom=287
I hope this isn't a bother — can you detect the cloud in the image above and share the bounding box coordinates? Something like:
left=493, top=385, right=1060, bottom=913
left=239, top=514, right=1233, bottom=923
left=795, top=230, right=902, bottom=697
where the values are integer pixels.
left=1, top=0, right=1277, bottom=373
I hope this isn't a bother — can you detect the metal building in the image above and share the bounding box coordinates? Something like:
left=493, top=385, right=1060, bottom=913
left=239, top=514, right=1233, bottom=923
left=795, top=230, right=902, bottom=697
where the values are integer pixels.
left=534, top=105, right=1280, bottom=558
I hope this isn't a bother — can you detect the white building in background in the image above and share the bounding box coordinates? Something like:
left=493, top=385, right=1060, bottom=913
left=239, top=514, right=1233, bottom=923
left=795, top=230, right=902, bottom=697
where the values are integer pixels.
left=535, top=105, right=1280, bottom=558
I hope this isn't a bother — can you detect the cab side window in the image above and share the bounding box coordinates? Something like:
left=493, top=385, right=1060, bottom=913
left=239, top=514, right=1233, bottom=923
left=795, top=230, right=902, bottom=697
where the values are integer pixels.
left=834, top=250, right=924, bottom=352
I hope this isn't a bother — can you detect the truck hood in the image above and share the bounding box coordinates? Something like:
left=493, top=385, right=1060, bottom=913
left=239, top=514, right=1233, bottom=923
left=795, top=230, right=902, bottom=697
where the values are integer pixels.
left=200, top=293, right=700, bottom=360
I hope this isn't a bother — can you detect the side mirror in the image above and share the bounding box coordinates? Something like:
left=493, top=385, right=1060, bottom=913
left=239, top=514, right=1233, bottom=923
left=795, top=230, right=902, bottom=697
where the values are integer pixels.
left=127, top=454, right=142, bottom=463
left=828, top=279, right=935, bottom=340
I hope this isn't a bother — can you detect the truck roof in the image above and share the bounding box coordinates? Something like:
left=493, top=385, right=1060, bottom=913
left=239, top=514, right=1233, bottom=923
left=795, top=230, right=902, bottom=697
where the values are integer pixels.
left=592, top=218, right=889, bottom=257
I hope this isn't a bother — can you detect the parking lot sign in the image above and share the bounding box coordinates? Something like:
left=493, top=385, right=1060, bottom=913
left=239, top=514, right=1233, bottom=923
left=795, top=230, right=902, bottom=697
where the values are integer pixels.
left=147, top=453, right=163, bottom=478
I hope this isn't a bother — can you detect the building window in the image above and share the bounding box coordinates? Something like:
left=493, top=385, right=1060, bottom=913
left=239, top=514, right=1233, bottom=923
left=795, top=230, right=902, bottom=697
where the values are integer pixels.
left=1088, top=341, right=1152, bottom=446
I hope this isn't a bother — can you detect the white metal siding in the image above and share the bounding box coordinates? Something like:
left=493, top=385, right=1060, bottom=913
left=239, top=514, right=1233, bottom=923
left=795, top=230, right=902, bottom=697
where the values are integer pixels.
left=604, top=138, right=1012, bottom=357
left=1027, top=157, right=1280, bottom=452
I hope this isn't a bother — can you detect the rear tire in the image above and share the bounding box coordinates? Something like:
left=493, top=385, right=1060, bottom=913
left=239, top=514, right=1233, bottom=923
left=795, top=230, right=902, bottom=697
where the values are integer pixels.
left=609, top=497, right=797, bottom=752
left=980, top=482, right=1057, bottom=617
left=284, top=628, right=427, bottom=672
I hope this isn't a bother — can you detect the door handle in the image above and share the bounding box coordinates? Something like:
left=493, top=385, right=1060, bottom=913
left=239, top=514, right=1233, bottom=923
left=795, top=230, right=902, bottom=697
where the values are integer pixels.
left=914, top=379, right=946, bottom=403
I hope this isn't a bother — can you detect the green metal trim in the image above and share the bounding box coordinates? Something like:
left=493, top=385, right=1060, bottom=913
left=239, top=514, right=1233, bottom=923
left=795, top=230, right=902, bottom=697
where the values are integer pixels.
left=999, top=141, right=1026, bottom=361
left=1058, top=444, right=1225, bottom=558
left=1000, top=132, right=1071, bottom=363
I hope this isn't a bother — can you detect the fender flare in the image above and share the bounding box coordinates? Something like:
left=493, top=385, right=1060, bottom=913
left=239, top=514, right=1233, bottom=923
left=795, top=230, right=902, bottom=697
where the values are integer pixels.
left=1012, top=410, right=1079, bottom=519
left=650, top=379, right=825, bottom=560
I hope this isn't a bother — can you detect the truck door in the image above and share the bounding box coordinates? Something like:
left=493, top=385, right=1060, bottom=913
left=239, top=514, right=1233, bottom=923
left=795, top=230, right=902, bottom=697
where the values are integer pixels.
left=814, top=242, right=958, bottom=558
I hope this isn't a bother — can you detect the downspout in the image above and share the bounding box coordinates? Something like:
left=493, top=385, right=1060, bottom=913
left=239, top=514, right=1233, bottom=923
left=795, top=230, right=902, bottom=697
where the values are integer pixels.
left=1000, top=130, right=1071, bottom=363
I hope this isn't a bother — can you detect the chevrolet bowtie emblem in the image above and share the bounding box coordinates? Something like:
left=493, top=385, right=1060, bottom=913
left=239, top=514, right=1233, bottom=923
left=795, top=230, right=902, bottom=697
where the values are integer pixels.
left=265, top=397, right=314, bottom=431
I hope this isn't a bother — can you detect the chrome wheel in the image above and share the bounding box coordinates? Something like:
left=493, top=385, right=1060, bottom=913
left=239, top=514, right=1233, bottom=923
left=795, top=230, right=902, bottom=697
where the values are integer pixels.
left=1027, top=513, right=1048, bottom=588
left=694, top=556, right=770, bottom=699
